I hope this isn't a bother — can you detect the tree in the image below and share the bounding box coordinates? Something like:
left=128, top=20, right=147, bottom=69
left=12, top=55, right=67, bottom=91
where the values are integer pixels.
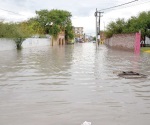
left=65, top=24, right=74, bottom=42
left=26, top=18, right=45, bottom=35
left=0, top=21, right=33, bottom=49
left=35, top=9, right=74, bottom=40
left=105, top=11, right=150, bottom=39
left=105, top=18, right=126, bottom=38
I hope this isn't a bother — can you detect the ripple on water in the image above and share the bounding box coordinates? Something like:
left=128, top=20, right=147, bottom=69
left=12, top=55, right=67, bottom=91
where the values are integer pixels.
left=0, top=43, right=150, bottom=125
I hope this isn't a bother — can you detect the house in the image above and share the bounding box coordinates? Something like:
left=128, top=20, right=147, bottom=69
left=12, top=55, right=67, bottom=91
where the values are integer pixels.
left=51, top=31, right=65, bottom=46
left=73, top=27, right=84, bottom=41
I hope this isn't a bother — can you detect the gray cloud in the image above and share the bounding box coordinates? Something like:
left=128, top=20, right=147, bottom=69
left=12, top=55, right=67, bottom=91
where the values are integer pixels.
left=0, top=0, right=147, bottom=34
left=0, top=0, right=119, bottom=17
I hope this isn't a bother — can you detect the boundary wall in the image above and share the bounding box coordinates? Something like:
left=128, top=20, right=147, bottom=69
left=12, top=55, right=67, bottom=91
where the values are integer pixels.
left=0, top=38, right=51, bottom=51
left=0, top=38, right=16, bottom=51
left=22, top=38, right=51, bottom=48
left=105, top=33, right=136, bottom=51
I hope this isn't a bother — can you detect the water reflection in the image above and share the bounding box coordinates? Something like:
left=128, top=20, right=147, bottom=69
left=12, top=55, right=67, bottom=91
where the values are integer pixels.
left=0, top=43, right=150, bottom=125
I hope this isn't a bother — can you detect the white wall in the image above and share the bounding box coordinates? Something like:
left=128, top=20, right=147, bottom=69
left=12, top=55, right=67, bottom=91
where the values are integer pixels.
left=0, top=38, right=51, bottom=51
left=22, top=38, right=51, bottom=48
left=145, top=37, right=150, bottom=44
left=0, top=38, right=16, bottom=51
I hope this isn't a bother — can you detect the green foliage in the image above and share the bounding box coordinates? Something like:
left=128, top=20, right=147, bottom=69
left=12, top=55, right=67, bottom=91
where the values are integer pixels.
left=48, top=24, right=60, bottom=39
left=93, top=36, right=96, bottom=41
left=65, top=24, right=74, bottom=41
left=0, top=21, right=33, bottom=49
left=105, top=11, right=150, bottom=38
left=0, top=22, right=18, bottom=38
left=0, top=9, right=75, bottom=49
left=26, top=18, right=45, bottom=35
left=0, top=21, right=35, bottom=38
left=105, top=18, right=126, bottom=38
left=35, top=9, right=74, bottom=40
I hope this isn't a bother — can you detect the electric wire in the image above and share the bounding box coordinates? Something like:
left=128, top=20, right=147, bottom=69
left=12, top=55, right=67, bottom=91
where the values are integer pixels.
left=0, top=8, right=24, bottom=16
left=104, top=0, right=150, bottom=13
left=109, top=1, right=150, bottom=10
left=98, top=0, right=138, bottom=11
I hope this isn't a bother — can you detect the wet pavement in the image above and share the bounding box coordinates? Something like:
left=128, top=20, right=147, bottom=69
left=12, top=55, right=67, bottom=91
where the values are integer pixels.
left=0, top=42, right=150, bottom=125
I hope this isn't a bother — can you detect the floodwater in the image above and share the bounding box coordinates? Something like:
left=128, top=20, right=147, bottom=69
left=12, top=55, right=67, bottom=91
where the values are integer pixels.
left=0, top=42, right=150, bottom=125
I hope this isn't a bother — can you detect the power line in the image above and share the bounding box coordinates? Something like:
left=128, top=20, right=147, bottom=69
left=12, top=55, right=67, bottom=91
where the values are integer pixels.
left=0, top=8, right=24, bottom=16
left=95, top=0, right=139, bottom=46
left=104, top=0, right=150, bottom=12
left=98, top=0, right=138, bottom=11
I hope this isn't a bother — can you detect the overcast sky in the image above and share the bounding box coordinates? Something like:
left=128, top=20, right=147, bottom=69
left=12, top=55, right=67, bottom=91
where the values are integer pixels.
left=0, top=0, right=150, bottom=36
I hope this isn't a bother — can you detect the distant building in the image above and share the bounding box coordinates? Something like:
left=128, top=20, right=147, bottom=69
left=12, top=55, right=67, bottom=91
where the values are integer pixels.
left=51, top=31, right=65, bottom=46
left=73, top=27, right=84, bottom=39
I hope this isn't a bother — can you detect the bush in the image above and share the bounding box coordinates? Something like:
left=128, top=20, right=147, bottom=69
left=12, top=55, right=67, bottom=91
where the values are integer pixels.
left=0, top=21, right=32, bottom=49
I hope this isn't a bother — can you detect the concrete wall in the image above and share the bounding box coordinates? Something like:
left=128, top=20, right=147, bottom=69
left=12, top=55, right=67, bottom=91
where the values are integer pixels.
left=22, top=38, right=51, bottom=48
left=51, top=32, right=65, bottom=46
left=0, top=38, right=17, bottom=51
left=0, top=38, right=51, bottom=51
left=105, top=33, right=136, bottom=51
left=145, top=37, right=150, bottom=44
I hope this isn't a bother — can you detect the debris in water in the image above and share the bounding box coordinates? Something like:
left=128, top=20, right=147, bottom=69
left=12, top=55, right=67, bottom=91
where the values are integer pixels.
left=81, top=121, right=91, bottom=125
left=118, top=71, right=147, bottom=79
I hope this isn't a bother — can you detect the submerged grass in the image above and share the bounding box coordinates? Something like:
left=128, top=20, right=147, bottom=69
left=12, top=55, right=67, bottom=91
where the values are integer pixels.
left=141, top=47, right=150, bottom=53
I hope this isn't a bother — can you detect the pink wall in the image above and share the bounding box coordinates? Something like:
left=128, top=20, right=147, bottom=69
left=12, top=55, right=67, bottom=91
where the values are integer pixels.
left=105, top=33, right=136, bottom=51
left=134, top=33, right=141, bottom=54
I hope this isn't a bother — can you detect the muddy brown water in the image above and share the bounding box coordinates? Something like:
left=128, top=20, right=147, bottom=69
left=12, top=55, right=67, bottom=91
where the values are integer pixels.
left=0, top=43, right=150, bottom=125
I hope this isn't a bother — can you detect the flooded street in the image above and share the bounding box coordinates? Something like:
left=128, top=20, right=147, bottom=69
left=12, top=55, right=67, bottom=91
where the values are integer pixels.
left=0, top=42, right=150, bottom=125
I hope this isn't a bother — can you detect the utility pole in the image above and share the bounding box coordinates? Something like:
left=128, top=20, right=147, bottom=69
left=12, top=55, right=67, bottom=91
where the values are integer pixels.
left=95, top=8, right=98, bottom=47
left=95, top=9, right=103, bottom=46
left=94, top=0, right=138, bottom=46
left=98, top=11, right=103, bottom=45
